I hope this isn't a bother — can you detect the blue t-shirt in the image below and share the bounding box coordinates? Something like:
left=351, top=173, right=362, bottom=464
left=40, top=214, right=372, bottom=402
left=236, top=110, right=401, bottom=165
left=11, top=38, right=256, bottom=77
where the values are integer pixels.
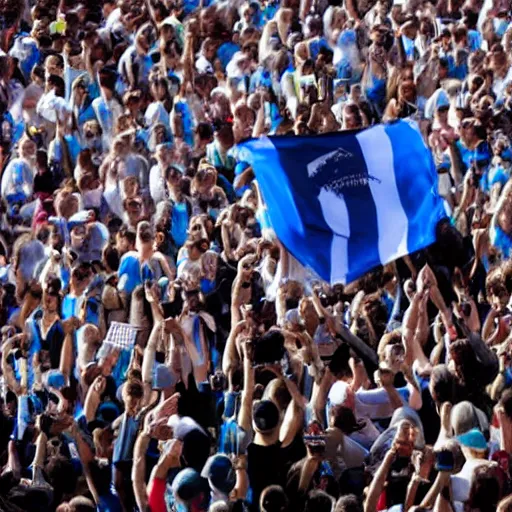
left=217, top=42, right=240, bottom=71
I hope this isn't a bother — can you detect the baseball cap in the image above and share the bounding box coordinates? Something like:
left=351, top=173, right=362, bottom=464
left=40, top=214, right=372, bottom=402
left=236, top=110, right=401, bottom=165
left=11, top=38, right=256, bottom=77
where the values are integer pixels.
left=45, top=370, right=68, bottom=390
left=457, top=428, right=488, bottom=451
left=253, top=400, right=280, bottom=432
left=201, top=454, right=236, bottom=495
left=152, top=364, right=176, bottom=390
left=172, top=468, right=209, bottom=506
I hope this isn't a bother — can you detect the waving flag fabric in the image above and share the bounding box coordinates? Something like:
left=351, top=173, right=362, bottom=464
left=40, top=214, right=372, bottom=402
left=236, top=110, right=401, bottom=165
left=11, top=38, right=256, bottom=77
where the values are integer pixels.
left=238, top=120, right=446, bottom=284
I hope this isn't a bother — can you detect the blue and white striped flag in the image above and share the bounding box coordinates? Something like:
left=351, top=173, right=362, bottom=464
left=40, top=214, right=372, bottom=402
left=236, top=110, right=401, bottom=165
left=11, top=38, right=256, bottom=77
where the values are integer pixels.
left=238, top=120, right=447, bottom=284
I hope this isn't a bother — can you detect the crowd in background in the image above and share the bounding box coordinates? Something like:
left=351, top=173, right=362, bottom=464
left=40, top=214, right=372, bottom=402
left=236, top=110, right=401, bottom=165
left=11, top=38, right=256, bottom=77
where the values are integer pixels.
left=2, top=0, right=512, bottom=510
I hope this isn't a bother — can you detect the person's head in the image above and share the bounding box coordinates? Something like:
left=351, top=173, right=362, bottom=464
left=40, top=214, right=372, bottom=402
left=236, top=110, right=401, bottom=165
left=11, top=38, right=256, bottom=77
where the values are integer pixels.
left=466, top=463, right=503, bottom=511
left=304, top=490, right=334, bottom=512
left=252, top=399, right=281, bottom=435
left=102, top=245, right=120, bottom=273
left=187, top=238, right=210, bottom=261
left=123, top=89, right=142, bottom=112
left=460, top=117, right=487, bottom=148
left=116, top=226, right=136, bottom=255
left=98, top=67, right=117, bottom=95
left=43, top=278, right=61, bottom=313
left=165, top=164, right=184, bottom=191
left=429, top=364, right=459, bottom=405
left=499, top=388, right=512, bottom=421
left=398, top=79, right=416, bottom=103
left=58, top=496, right=96, bottom=512
left=36, top=149, right=49, bottom=174
left=122, top=378, right=144, bottom=414
left=489, top=44, right=509, bottom=74
left=201, top=250, right=218, bottom=280
left=201, top=454, right=236, bottom=497
left=44, top=54, right=64, bottom=77
left=172, top=468, right=210, bottom=512
left=334, top=495, right=362, bottom=512
left=20, top=136, right=37, bottom=162
left=486, top=270, right=510, bottom=311
left=342, top=104, right=363, bottom=130
left=135, top=221, right=153, bottom=252
left=329, top=343, right=352, bottom=380
left=260, top=485, right=288, bottom=512
left=451, top=401, right=489, bottom=438
left=44, top=455, right=78, bottom=503
left=193, top=163, right=218, bottom=195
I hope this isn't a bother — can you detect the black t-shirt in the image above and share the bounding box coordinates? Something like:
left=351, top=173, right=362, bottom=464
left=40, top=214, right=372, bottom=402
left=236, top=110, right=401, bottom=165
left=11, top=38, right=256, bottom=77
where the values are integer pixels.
left=33, top=171, right=55, bottom=197
left=247, top=441, right=284, bottom=507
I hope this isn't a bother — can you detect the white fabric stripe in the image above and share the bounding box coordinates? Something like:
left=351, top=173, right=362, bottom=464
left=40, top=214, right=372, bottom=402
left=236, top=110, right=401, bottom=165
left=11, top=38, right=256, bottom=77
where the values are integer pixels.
left=356, top=125, right=408, bottom=265
left=331, top=235, right=349, bottom=284
left=317, top=188, right=350, bottom=283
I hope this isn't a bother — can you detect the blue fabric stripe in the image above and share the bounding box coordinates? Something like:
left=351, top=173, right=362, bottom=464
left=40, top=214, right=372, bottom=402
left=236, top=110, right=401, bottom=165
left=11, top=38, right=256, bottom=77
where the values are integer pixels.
left=384, top=121, right=446, bottom=253
left=332, top=136, right=380, bottom=283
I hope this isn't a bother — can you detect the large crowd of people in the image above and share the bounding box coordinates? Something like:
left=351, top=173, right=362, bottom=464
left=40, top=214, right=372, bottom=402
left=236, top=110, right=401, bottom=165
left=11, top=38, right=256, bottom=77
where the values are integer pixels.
left=1, top=0, right=512, bottom=511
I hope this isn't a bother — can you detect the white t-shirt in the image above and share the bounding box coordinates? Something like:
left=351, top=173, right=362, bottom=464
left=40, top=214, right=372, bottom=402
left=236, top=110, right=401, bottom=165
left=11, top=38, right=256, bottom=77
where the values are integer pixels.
left=451, top=458, right=493, bottom=506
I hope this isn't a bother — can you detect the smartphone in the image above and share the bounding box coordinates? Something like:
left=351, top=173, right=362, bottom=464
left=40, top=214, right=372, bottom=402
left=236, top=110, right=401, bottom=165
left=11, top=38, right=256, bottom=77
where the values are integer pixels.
left=435, top=449, right=454, bottom=472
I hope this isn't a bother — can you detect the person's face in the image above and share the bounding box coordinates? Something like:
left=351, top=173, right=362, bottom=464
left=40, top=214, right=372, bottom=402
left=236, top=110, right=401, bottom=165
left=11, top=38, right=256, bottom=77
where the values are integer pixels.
left=70, top=225, right=86, bottom=249
left=50, top=231, right=64, bottom=251
left=126, top=198, right=143, bottom=221
left=167, top=168, right=182, bottom=189
left=350, top=85, right=361, bottom=102
left=202, top=253, right=217, bottom=277
left=436, top=107, right=449, bottom=124
left=43, top=292, right=58, bottom=312
left=103, top=1, right=115, bottom=17
left=22, top=140, right=37, bottom=160
left=74, top=85, right=87, bottom=104
left=460, top=124, right=475, bottom=147
left=189, top=219, right=207, bottom=241
left=491, top=290, right=509, bottom=312
left=152, top=127, right=165, bottom=145
left=195, top=168, right=217, bottom=193
left=45, top=61, right=63, bottom=78
left=343, top=113, right=361, bottom=130
left=124, top=393, right=141, bottom=413
left=200, top=10, right=216, bottom=35
left=116, top=234, right=131, bottom=255
left=400, top=83, right=415, bottom=102
left=204, top=43, right=216, bottom=61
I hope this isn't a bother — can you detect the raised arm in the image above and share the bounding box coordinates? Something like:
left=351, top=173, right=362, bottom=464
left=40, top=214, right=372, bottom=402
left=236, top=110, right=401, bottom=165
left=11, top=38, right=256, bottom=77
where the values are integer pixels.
left=238, top=339, right=255, bottom=433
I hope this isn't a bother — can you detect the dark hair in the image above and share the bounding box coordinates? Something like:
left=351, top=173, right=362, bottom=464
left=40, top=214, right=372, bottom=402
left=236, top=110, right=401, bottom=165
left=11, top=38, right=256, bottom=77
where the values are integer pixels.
left=103, top=245, right=120, bottom=272
left=125, top=379, right=144, bottom=399
left=44, top=455, right=78, bottom=503
left=47, top=74, right=65, bottom=97
left=98, top=68, right=117, bottom=91
left=68, top=496, right=96, bottom=512
left=499, top=389, right=512, bottom=420
left=117, top=226, right=136, bottom=246
left=260, top=485, right=289, bottom=512
left=466, top=465, right=503, bottom=512
left=329, top=344, right=352, bottom=378
left=196, top=122, right=214, bottom=141
left=334, top=495, right=362, bottom=512
left=430, top=364, right=459, bottom=404
left=36, top=150, right=48, bottom=170
left=304, top=491, right=333, bottom=512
